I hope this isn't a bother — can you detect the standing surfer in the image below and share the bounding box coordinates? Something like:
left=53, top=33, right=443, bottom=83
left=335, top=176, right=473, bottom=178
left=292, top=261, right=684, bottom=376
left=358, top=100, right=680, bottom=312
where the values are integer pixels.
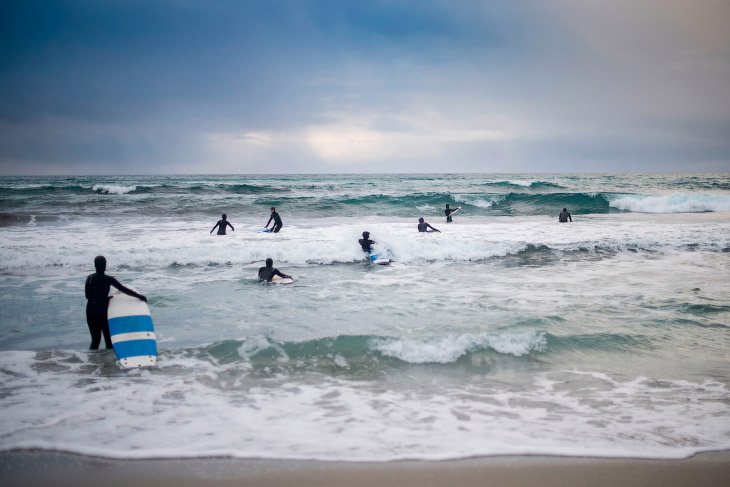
left=210, top=214, right=235, bottom=235
left=258, top=258, right=292, bottom=282
left=85, top=256, right=147, bottom=350
left=559, top=207, right=573, bottom=222
left=418, top=218, right=440, bottom=233
left=265, top=207, right=283, bottom=233
left=445, top=204, right=460, bottom=223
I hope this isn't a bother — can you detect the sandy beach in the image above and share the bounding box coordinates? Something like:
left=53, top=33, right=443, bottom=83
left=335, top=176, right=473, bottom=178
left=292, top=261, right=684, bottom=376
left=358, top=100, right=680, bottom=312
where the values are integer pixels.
left=2, top=450, right=729, bottom=487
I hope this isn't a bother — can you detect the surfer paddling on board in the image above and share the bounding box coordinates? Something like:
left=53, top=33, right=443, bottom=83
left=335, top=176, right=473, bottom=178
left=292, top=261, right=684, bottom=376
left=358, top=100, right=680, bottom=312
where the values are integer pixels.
left=418, top=217, right=440, bottom=233
left=265, top=207, right=283, bottom=233
left=359, top=231, right=375, bottom=252
left=210, top=214, right=234, bottom=235
left=559, top=207, right=573, bottom=223
left=85, top=256, right=146, bottom=350
left=445, top=204, right=460, bottom=223
left=258, top=258, right=292, bottom=282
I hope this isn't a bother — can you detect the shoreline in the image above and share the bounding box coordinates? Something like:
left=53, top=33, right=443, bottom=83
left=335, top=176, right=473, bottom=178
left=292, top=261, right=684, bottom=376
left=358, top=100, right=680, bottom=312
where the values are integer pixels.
left=2, top=450, right=729, bottom=487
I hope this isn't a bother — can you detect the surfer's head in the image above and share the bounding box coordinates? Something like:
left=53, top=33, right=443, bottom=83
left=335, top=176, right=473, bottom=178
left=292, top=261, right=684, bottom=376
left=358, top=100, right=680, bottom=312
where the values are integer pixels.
left=362, top=231, right=370, bottom=238
left=419, top=217, right=424, bottom=223
left=563, top=208, right=567, bottom=212
left=446, top=204, right=450, bottom=208
left=222, top=213, right=227, bottom=220
left=94, top=255, right=106, bottom=273
left=270, top=207, right=275, bottom=213
left=265, top=258, right=273, bottom=267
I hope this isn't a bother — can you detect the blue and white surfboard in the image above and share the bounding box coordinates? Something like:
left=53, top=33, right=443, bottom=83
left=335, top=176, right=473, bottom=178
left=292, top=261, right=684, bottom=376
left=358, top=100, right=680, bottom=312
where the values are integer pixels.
left=369, top=249, right=391, bottom=265
left=107, top=286, right=157, bottom=369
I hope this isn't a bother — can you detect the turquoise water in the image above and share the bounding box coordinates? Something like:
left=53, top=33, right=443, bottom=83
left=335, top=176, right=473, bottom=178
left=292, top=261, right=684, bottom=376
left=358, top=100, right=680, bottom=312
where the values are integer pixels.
left=0, top=173, right=729, bottom=460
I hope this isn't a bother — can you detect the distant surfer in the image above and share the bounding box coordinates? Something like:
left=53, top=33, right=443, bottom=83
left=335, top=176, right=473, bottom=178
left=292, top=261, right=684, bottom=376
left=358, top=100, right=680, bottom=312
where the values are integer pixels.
left=258, top=258, right=292, bottom=282
left=85, top=256, right=146, bottom=350
left=445, top=204, right=460, bottom=223
left=359, top=231, right=375, bottom=252
left=559, top=207, right=572, bottom=223
left=265, top=207, right=283, bottom=233
left=418, top=217, right=440, bottom=233
left=210, top=213, right=234, bottom=235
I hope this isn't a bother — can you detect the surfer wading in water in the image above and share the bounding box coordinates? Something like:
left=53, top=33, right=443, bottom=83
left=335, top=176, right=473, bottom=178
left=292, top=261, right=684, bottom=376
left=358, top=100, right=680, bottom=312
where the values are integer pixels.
left=210, top=214, right=234, bottom=235
left=258, top=258, right=292, bottom=282
left=445, top=204, right=460, bottom=223
left=85, top=256, right=147, bottom=350
left=359, top=231, right=375, bottom=253
left=559, top=207, right=573, bottom=222
left=418, top=217, right=440, bottom=233
left=265, top=207, right=283, bottom=233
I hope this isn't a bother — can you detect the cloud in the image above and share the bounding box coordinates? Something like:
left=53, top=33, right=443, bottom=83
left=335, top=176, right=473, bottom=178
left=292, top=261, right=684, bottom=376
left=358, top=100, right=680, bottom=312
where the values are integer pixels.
left=0, top=0, right=728, bottom=174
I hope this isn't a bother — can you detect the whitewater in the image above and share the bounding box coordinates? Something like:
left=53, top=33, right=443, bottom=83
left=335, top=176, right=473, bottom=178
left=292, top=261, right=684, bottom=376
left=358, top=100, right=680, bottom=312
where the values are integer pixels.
left=0, top=173, right=729, bottom=462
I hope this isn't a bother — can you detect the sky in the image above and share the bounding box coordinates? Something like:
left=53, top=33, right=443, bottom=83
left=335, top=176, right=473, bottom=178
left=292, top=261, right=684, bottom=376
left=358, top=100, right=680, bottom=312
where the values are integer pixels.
left=1, top=0, right=729, bottom=175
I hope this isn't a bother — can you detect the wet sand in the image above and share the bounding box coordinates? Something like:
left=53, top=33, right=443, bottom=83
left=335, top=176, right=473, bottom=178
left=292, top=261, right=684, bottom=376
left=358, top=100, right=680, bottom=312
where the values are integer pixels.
left=2, top=450, right=729, bottom=487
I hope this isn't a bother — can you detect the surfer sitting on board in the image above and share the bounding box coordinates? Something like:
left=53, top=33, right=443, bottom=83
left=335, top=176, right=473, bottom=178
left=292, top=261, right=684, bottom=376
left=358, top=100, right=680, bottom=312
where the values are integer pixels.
left=559, top=207, right=572, bottom=223
left=418, top=217, right=440, bottom=233
left=258, top=258, right=292, bottom=282
left=265, top=207, right=283, bottom=233
left=210, top=213, right=234, bottom=235
left=359, top=231, right=375, bottom=252
left=85, top=256, right=147, bottom=350
left=445, top=204, right=460, bottom=223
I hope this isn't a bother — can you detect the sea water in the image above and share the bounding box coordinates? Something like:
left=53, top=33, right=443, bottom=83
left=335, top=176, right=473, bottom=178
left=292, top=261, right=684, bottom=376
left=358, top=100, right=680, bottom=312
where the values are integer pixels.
left=0, top=173, right=729, bottom=460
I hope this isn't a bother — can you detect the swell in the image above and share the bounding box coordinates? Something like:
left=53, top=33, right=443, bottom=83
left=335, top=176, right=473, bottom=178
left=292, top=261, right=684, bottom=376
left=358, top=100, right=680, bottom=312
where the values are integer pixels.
left=190, top=330, right=659, bottom=370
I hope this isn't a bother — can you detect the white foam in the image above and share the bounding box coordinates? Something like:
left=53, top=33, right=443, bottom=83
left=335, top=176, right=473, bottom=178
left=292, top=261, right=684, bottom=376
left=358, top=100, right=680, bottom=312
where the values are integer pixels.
left=370, top=330, right=546, bottom=363
left=609, top=193, right=730, bottom=213
left=91, top=184, right=137, bottom=195
left=2, top=215, right=729, bottom=272
left=1, top=351, right=728, bottom=461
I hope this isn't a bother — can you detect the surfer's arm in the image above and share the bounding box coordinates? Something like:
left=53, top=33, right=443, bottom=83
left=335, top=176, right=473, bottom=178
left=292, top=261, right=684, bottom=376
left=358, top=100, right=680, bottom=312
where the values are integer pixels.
left=210, top=222, right=219, bottom=234
left=84, top=275, right=91, bottom=299
left=109, top=277, right=147, bottom=302
left=273, top=269, right=291, bottom=279
left=265, top=215, right=273, bottom=228
left=227, top=221, right=235, bottom=231
left=427, top=224, right=440, bottom=232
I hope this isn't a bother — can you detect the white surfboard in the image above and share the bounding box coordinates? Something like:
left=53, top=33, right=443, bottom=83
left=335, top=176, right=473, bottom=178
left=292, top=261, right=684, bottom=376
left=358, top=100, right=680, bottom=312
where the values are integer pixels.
left=446, top=207, right=461, bottom=220
left=107, top=286, right=157, bottom=369
left=272, top=275, right=294, bottom=284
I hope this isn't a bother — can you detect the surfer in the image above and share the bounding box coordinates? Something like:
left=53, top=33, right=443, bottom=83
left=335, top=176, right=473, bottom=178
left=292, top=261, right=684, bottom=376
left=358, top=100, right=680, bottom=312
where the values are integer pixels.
left=258, top=258, right=292, bottom=282
left=210, top=214, right=234, bottom=235
left=445, top=204, right=460, bottom=223
left=559, top=207, right=573, bottom=222
left=265, top=207, right=283, bottom=233
left=85, top=256, right=147, bottom=350
left=359, top=231, right=375, bottom=252
left=418, top=217, right=440, bottom=233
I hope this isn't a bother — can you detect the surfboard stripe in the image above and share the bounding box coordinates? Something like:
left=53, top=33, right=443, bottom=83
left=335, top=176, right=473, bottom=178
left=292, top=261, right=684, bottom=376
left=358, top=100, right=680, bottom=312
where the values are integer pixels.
left=113, top=339, right=157, bottom=359
left=108, top=315, right=155, bottom=335
left=112, top=331, right=157, bottom=343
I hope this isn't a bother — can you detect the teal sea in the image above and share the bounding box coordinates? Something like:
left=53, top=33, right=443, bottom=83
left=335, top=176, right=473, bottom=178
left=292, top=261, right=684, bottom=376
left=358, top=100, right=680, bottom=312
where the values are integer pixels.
left=1, top=173, right=729, bottom=460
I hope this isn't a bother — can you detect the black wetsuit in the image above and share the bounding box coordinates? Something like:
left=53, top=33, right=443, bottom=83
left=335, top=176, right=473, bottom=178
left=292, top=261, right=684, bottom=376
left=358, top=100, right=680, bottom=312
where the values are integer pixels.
left=359, top=238, right=375, bottom=252
left=212, top=219, right=234, bottom=235
left=258, top=266, right=289, bottom=282
left=559, top=211, right=572, bottom=223
left=266, top=212, right=283, bottom=233
left=445, top=208, right=457, bottom=223
left=418, top=222, right=439, bottom=232
left=85, top=273, right=145, bottom=350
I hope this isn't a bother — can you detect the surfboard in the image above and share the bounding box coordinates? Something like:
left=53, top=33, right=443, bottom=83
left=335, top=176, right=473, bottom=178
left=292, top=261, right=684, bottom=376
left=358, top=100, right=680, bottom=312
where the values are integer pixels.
left=369, top=249, right=391, bottom=265
left=107, top=286, right=157, bottom=369
left=258, top=228, right=271, bottom=233
left=271, top=275, right=294, bottom=284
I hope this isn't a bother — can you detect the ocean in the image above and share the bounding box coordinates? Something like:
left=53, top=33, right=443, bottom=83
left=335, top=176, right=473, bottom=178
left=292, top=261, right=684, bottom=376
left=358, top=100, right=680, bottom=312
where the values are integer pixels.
left=0, top=173, right=729, bottom=461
